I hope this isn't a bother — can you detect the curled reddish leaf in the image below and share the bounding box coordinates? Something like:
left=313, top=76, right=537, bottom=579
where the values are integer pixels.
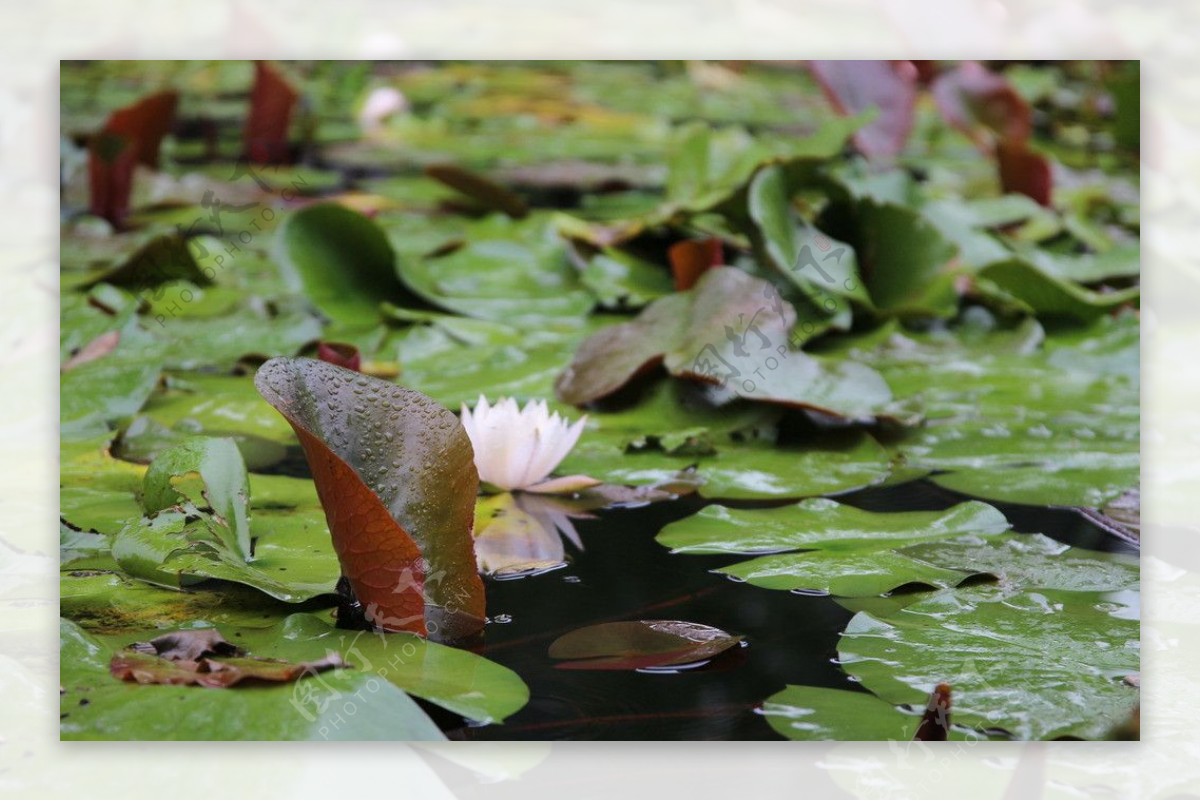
left=104, top=90, right=179, bottom=169
left=997, top=139, right=1053, bottom=206
left=931, top=61, right=1032, bottom=147
left=255, top=357, right=484, bottom=640
left=549, top=620, right=743, bottom=671
left=316, top=341, right=362, bottom=372
left=930, top=62, right=1051, bottom=206
left=668, top=237, right=723, bottom=290
left=88, top=132, right=136, bottom=227
left=245, top=61, right=298, bottom=165
left=810, top=60, right=918, bottom=161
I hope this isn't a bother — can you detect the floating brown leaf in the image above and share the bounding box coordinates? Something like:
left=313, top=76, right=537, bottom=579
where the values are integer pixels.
left=548, top=620, right=743, bottom=671
left=128, top=629, right=238, bottom=664
left=426, top=163, right=529, bottom=218
left=110, top=627, right=345, bottom=689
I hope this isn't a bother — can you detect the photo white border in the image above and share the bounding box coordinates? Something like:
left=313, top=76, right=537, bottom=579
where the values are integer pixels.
left=6, top=1, right=1195, bottom=796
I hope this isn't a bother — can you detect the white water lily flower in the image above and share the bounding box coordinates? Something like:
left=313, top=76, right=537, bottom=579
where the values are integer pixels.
left=358, top=86, right=409, bottom=131
left=460, top=396, right=596, bottom=493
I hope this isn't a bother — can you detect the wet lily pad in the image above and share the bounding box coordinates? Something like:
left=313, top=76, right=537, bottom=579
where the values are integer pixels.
left=657, top=498, right=1009, bottom=555
left=63, top=612, right=530, bottom=739
left=760, top=685, right=923, bottom=741
left=396, top=225, right=595, bottom=327
left=556, top=266, right=897, bottom=421
left=61, top=318, right=164, bottom=441
left=826, top=312, right=1139, bottom=508
left=560, top=430, right=891, bottom=501
left=112, top=506, right=339, bottom=602
left=978, top=257, right=1140, bottom=322
left=838, top=588, right=1139, bottom=740
left=61, top=618, right=445, bottom=741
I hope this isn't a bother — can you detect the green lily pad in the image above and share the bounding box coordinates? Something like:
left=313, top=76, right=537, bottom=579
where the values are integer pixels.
left=60, top=571, right=300, bottom=633
left=760, top=685, right=944, bottom=741
left=560, top=430, right=891, bottom=501
left=60, top=318, right=164, bottom=441
left=718, top=547, right=974, bottom=597
left=817, top=198, right=960, bottom=317
left=827, top=312, right=1139, bottom=508
left=579, top=248, right=675, bottom=309
left=273, top=202, right=409, bottom=333
left=119, top=372, right=295, bottom=470
left=978, top=258, right=1140, bottom=322
left=229, top=614, right=529, bottom=725
left=396, top=224, right=595, bottom=327
left=748, top=165, right=872, bottom=312
left=398, top=330, right=587, bottom=410
left=897, top=533, right=1139, bottom=596
left=837, top=588, right=1139, bottom=739
left=144, top=297, right=323, bottom=372
left=112, top=506, right=339, bottom=602
left=556, top=266, right=897, bottom=421
left=657, top=499, right=1032, bottom=597
left=657, top=498, right=1009, bottom=554
left=60, top=618, right=441, bottom=741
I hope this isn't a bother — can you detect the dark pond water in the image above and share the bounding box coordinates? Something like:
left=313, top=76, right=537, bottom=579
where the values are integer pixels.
left=443, top=479, right=1135, bottom=741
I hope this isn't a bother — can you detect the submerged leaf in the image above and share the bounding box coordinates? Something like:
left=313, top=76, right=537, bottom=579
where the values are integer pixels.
left=549, top=620, right=743, bottom=671
left=255, top=357, right=485, bottom=639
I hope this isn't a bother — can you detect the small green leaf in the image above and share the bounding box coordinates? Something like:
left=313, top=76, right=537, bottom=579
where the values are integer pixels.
left=142, top=437, right=252, bottom=561
left=760, top=685, right=920, bottom=741
left=273, top=202, right=408, bottom=333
